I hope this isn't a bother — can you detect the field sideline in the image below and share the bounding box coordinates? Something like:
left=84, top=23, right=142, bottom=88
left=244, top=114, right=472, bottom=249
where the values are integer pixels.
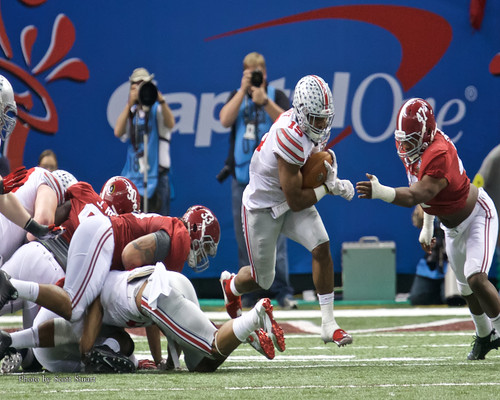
left=1, top=305, right=499, bottom=400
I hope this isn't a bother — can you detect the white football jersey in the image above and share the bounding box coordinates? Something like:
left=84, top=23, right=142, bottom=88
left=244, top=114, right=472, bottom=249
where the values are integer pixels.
left=0, top=167, right=65, bottom=263
left=242, top=109, right=321, bottom=210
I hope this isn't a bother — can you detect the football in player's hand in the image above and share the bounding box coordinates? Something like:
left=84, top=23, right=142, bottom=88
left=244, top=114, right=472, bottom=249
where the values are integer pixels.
left=301, top=151, right=333, bottom=189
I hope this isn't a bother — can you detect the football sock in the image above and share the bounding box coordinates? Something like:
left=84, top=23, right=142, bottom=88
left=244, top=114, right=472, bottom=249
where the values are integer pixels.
left=230, top=277, right=242, bottom=297
left=11, top=327, right=39, bottom=348
left=490, top=313, right=500, bottom=336
left=232, top=306, right=259, bottom=342
left=10, top=279, right=39, bottom=302
left=470, top=312, right=492, bottom=337
left=318, top=292, right=340, bottom=331
left=102, top=338, right=120, bottom=353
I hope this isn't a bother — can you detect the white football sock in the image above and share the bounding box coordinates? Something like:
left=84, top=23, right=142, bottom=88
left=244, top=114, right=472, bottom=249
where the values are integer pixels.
left=11, top=327, right=39, bottom=348
left=470, top=312, right=492, bottom=337
left=490, top=313, right=500, bottom=336
left=230, top=277, right=242, bottom=297
left=10, top=279, right=39, bottom=302
left=318, top=292, right=340, bottom=331
left=102, top=338, right=120, bottom=353
left=232, top=307, right=259, bottom=342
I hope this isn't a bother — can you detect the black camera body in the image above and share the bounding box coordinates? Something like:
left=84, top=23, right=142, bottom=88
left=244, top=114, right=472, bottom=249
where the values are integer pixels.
left=138, top=81, right=158, bottom=107
left=251, top=70, right=263, bottom=87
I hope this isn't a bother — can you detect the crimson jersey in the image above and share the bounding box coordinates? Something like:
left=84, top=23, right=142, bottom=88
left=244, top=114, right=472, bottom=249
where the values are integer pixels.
left=61, top=182, right=115, bottom=243
left=405, top=131, right=470, bottom=215
left=109, top=213, right=190, bottom=272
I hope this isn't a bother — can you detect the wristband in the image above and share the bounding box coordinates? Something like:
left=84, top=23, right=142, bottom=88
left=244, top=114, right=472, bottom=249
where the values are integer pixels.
left=313, top=184, right=328, bottom=202
left=158, top=99, right=166, bottom=105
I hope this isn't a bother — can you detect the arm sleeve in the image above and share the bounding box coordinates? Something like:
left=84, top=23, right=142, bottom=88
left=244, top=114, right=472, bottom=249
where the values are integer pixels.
left=274, top=89, right=290, bottom=110
left=153, top=229, right=171, bottom=262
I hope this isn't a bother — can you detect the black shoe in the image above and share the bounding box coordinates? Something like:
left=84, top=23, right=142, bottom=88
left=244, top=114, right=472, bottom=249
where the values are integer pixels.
left=0, top=270, right=18, bottom=309
left=83, top=345, right=136, bottom=373
left=467, top=329, right=500, bottom=360
left=0, top=330, right=14, bottom=361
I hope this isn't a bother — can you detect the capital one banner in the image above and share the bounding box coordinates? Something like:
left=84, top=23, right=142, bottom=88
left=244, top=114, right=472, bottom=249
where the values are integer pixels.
left=1, top=0, right=499, bottom=279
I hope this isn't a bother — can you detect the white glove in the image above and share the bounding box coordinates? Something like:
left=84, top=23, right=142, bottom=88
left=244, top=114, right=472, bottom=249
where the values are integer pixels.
left=332, top=179, right=354, bottom=201
left=323, top=160, right=337, bottom=193
left=419, top=212, right=435, bottom=246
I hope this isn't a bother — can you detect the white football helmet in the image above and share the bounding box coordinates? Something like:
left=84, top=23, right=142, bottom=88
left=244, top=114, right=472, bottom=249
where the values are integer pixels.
left=0, top=75, right=17, bottom=142
left=293, top=75, right=335, bottom=143
left=52, top=169, right=78, bottom=192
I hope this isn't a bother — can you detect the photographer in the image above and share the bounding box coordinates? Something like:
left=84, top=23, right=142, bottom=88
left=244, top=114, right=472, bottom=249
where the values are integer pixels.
left=114, top=67, right=175, bottom=215
left=218, top=52, right=297, bottom=309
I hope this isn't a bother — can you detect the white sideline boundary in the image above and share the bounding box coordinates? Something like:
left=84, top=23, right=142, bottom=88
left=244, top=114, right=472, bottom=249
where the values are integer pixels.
left=0, top=306, right=470, bottom=325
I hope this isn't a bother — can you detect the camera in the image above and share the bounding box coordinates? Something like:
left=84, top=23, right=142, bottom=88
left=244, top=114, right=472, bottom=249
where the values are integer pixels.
left=216, top=165, right=232, bottom=183
left=138, top=81, right=158, bottom=107
left=250, top=70, right=263, bottom=87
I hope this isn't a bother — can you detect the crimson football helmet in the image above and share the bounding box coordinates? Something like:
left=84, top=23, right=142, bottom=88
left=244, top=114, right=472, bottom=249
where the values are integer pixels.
left=395, top=98, right=436, bottom=165
left=293, top=75, right=335, bottom=143
left=0, top=75, right=17, bottom=142
left=181, top=205, right=220, bottom=272
left=100, top=176, right=141, bottom=215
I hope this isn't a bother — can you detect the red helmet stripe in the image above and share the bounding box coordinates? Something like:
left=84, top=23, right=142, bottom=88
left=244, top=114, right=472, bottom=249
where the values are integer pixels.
left=311, top=74, right=329, bottom=108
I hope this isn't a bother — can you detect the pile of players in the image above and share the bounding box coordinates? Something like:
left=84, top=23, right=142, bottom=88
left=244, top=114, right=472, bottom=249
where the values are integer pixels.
left=0, top=74, right=285, bottom=374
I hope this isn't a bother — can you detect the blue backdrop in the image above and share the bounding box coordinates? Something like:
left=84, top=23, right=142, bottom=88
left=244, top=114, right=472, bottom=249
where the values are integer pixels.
left=1, top=0, right=499, bottom=281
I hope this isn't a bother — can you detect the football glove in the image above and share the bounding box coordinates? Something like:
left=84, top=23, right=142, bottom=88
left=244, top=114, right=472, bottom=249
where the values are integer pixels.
left=323, top=158, right=338, bottom=194
left=24, top=218, right=65, bottom=240
left=0, top=166, right=27, bottom=194
left=332, top=179, right=355, bottom=201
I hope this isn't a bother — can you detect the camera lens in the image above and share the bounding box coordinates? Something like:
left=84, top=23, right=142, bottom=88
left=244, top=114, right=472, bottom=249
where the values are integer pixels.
left=138, top=81, right=158, bottom=107
left=251, top=70, right=263, bottom=87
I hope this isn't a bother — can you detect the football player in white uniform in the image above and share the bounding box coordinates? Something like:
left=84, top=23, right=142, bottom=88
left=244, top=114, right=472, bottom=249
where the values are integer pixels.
left=220, top=75, right=354, bottom=354
left=0, top=263, right=283, bottom=373
left=0, top=76, right=64, bottom=265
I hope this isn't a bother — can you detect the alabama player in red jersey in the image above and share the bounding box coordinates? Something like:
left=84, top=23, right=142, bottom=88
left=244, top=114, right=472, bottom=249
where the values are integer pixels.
left=356, top=98, right=500, bottom=360
left=0, top=205, right=220, bottom=363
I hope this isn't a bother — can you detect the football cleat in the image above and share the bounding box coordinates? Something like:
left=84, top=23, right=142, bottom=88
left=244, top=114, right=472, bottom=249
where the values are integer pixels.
left=83, top=345, right=136, bottom=373
left=0, top=331, right=14, bottom=363
left=331, top=329, right=353, bottom=347
left=255, top=298, right=286, bottom=353
left=0, top=270, right=18, bottom=310
left=1, top=350, right=22, bottom=374
left=322, top=323, right=353, bottom=347
left=467, top=329, right=500, bottom=360
left=220, top=270, right=242, bottom=318
left=246, top=329, right=275, bottom=360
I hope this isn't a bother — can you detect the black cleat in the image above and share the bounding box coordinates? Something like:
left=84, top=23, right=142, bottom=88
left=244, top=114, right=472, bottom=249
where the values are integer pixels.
left=83, top=345, right=136, bottom=373
left=0, top=330, right=15, bottom=362
left=467, top=329, right=500, bottom=360
left=0, top=270, right=17, bottom=310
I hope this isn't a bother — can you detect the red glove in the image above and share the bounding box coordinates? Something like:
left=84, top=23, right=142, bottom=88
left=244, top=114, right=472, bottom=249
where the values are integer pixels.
left=0, top=166, right=28, bottom=194
left=137, top=359, right=157, bottom=370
